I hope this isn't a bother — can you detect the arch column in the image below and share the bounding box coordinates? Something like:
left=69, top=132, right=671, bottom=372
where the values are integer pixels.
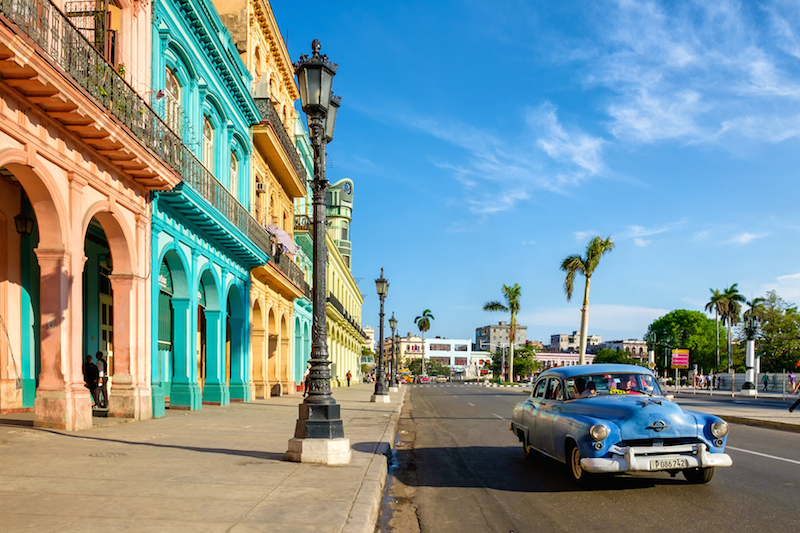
left=107, top=274, right=152, bottom=419
left=169, top=297, right=201, bottom=409
left=202, top=309, right=228, bottom=405
left=229, top=317, right=249, bottom=401
left=33, top=248, right=92, bottom=430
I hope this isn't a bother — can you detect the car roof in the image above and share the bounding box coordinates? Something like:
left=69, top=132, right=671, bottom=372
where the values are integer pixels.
left=537, top=364, right=655, bottom=380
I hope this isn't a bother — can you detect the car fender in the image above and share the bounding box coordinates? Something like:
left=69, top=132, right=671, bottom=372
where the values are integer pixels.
left=683, top=409, right=729, bottom=450
left=558, top=414, right=622, bottom=464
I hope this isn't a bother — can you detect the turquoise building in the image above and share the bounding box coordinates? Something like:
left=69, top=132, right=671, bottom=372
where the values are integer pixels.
left=292, top=118, right=314, bottom=386
left=150, top=0, right=268, bottom=415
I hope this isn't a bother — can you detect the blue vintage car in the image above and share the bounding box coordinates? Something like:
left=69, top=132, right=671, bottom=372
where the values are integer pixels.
left=510, top=364, right=732, bottom=485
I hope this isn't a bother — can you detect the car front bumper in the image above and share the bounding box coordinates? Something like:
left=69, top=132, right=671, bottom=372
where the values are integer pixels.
left=580, top=443, right=732, bottom=473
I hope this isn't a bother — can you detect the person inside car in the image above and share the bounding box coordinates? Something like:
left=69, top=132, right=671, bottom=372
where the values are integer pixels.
left=579, top=380, right=596, bottom=398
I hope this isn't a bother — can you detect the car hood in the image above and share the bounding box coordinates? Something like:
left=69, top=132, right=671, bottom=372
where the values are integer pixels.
left=562, top=395, right=698, bottom=441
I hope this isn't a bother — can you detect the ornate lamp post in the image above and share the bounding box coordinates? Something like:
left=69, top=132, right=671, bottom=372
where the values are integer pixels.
left=388, top=313, right=399, bottom=392
left=286, top=40, right=350, bottom=465
left=644, top=331, right=656, bottom=372
left=742, top=317, right=759, bottom=393
left=372, top=269, right=391, bottom=402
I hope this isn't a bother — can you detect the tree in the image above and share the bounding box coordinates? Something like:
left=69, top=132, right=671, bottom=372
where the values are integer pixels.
left=483, top=283, right=521, bottom=382
left=720, top=284, right=745, bottom=369
left=705, top=288, right=725, bottom=371
left=407, top=357, right=448, bottom=377
left=512, top=344, right=543, bottom=378
left=593, top=348, right=637, bottom=365
left=743, top=297, right=766, bottom=322
left=414, top=309, right=434, bottom=375
left=646, top=310, right=722, bottom=374
left=560, top=236, right=615, bottom=365
left=749, top=291, right=800, bottom=371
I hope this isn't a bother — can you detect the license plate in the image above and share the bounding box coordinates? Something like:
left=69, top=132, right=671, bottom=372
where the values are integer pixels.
left=650, top=458, right=689, bottom=469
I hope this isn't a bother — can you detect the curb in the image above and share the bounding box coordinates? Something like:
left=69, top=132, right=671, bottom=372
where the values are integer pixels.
left=713, top=414, right=800, bottom=434
left=342, top=386, right=407, bottom=533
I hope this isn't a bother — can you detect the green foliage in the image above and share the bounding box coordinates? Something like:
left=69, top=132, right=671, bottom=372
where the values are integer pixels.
left=361, top=346, right=375, bottom=363
left=646, top=310, right=723, bottom=372
left=407, top=357, right=449, bottom=376
left=511, top=344, right=542, bottom=377
left=484, top=283, right=522, bottom=379
left=748, top=291, right=800, bottom=372
left=593, top=348, right=637, bottom=365
left=414, top=309, right=434, bottom=335
left=560, top=236, right=615, bottom=301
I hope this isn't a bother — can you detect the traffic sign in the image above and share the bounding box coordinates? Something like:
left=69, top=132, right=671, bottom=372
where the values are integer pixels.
left=648, top=361, right=656, bottom=370
left=671, top=349, right=689, bottom=369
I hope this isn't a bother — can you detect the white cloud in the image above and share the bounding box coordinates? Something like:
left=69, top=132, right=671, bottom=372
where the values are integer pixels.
left=762, top=272, right=800, bottom=303
left=573, top=230, right=596, bottom=241
left=520, top=304, right=668, bottom=333
left=693, top=229, right=711, bottom=241
left=728, top=232, right=767, bottom=244
left=532, top=103, right=605, bottom=175
left=634, top=238, right=650, bottom=247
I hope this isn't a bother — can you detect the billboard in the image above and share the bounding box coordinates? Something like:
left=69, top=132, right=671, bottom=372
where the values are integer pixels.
left=671, top=349, right=689, bottom=369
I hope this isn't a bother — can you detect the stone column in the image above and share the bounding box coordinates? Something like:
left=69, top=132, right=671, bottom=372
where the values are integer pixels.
left=201, top=309, right=229, bottom=405
left=229, top=317, right=249, bottom=401
left=169, top=297, right=201, bottom=409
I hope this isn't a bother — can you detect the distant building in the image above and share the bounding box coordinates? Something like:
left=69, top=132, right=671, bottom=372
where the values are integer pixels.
left=391, top=334, right=485, bottom=376
left=536, top=352, right=597, bottom=367
left=363, top=326, right=375, bottom=352
left=597, top=339, right=648, bottom=361
left=549, top=331, right=602, bottom=353
left=475, top=321, right=528, bottom=353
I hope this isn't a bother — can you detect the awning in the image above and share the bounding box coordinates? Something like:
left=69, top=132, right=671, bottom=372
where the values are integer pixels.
left=267, top=225, right=298, bottom=255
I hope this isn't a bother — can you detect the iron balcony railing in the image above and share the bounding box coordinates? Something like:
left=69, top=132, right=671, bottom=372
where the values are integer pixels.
left=327, top=293, right=366, bottom=339
left=254, top=98, right=306, bottom=184
left=0, top=0, right=296, bottom=271
left=294, top=214, right=312, bottom=232
left=272, top=251, right=310, bottom=295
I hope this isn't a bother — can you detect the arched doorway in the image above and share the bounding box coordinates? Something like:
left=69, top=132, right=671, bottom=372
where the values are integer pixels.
left=198, top=268, right=224, bottom=405
left=280, top=315, right=290, bottom=390
left=227, top=282, right=248, bottom=401
left=268, top=308, right=279, bottom=396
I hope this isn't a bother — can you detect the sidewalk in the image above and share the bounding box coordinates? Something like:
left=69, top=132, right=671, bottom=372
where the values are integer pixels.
left=0, top=383, right=404, bottom=533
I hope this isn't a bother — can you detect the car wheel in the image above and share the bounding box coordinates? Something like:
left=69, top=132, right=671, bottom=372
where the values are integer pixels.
left=683, top=467, right=715, bottom=484
left=567, top=441, right=592, bottom=486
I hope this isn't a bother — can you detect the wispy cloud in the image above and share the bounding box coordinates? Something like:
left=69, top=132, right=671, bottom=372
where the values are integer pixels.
left=573, top=230, right=597, bottom=241
left=761, top=272, right=800, bottom=303
left=618, top=220, right=685, bottom=246
left=728, top=232, right=767, bottom=244
left=585, top=0, right=800, bottom=145
left=634, top=238, right=650, bottom=247
left=520, top=304, right=668, bottom=333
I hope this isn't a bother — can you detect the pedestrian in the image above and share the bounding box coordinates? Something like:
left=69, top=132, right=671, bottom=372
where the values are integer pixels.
left=763, top=373, right=769, bottom=392
left=303, top=364, right=311, bottom=397
left=789, top=372, right=796, bottom=391
left=346, top=370, right=352, bottom=387
left=82, top=355, right=100, bottom=408
left=95, top=351, right=108, bottom=408
left=789, top=379, right=800, bottom=413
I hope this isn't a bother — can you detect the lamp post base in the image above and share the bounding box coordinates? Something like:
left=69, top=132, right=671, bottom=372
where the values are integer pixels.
left=389, top=386, right=399, bottom=392
left=370, top=394, right=391, bottom=403
left=286, top=437, right=351, bottom=464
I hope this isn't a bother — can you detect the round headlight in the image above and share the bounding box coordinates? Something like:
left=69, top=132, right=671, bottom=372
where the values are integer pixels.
left=590, top=424, right=609, bottom=441
left=711, top=420, right=729, bottom=438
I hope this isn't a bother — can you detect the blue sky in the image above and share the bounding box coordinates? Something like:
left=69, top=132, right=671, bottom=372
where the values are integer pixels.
left=273, top=0, right=800, bottom=346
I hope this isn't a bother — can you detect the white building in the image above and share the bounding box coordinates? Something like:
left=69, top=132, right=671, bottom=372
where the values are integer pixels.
left=475, top=321, right=528, bottom=353
left=363, top=326, right=375, bottom=352
left=549, top=331, right=602, bottom=353
left=535, top=352, right=597, bottom=367
left=597, top=339, right=648, bottom=361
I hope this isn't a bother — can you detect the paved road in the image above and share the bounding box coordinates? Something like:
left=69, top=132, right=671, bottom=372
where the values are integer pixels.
left=377, top=384, right=800, bottom=533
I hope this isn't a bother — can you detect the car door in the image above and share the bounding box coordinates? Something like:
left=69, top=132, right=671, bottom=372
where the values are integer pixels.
left=523, top=378, right=548, bottom=450
left=536, top=377, right=564, bottom=456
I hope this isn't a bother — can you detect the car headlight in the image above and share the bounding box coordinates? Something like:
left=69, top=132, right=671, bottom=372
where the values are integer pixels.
left=590, top=424, right=609, bottom=441
left=711, top=420, right=729, bottom=438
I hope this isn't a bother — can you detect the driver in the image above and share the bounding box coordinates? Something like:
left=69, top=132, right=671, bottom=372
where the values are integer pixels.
left=579, top=381, right=597, bottom=398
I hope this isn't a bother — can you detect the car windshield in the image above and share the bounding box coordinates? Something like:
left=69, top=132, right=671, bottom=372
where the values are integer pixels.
left=565, top=372, right=661, bottom=399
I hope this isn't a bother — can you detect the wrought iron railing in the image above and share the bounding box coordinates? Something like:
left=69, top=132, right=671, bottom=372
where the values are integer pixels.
left=294, top=214, right=312, bottom=231
left=271, top=251, right=308, bottom=292
left=0, top=0, right=278, bottom=260
left=254, top=98, right=306, bottom=182
left=327, top=293, right=366, bottom=338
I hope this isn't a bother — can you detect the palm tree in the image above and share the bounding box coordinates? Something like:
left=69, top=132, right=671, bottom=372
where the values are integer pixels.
left=720, top=284, right=745, bottom=369
left=705, top=288, right=725, bottom=371
left=560, top=236, right=615, bottom=365
left=484, top=284, right=521, bottom=382
left=743, top=297, right=766, bottom=322
left=414, top=309, right=434, bottom=375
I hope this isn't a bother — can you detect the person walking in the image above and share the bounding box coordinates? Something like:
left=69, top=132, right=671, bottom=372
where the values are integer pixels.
left=95, top=351, right=108, bottom=408
left=82, top=355, right=100, bottom=408
left=789, top=379, right=800, bottom=412
left=789, top=372, right=796, bottom=392
left=762, top=373, right=770, bottom=392
left=346, top=371, right=352, bottom=387
left=303, top=364, right=311, bottom=398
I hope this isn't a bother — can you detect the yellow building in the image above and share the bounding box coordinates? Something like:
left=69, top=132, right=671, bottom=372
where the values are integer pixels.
left=213, top=0, right=309, bottom=397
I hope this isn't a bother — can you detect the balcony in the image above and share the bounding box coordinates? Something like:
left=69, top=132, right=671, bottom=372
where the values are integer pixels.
left=327, top=293, right=366, bottom=340
left=294, top=214, right=312, bottom=232
left=253, top=98, right=306, bottom=198
left=0, top=0, right=280, bottom=262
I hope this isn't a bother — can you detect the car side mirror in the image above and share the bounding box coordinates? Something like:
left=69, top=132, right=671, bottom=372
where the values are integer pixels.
left=665, top=394, right=674, bottom=401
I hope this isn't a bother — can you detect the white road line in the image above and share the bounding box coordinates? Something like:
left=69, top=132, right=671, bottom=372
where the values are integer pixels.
left=728, top=446, right=800, bottom=466
left=492, top=413, right=505, bottom=420
left=467, top=402, right=475, bottom=406
left=452, top=396, right=458, bottom=399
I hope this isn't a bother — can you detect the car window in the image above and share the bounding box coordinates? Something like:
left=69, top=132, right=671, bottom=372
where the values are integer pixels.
left=532, top=378, right=547, bottom=399
left=564, top=378, right=578, bottom=400
left=576, top=372, right=661, bottom=396
left=546, top=378, right=563, bottom=400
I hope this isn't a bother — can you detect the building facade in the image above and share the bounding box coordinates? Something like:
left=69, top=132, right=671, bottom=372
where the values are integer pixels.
left=597, top=339, right=648, bottom=361
left=549, top=331, right=602, bottom=353
left=475, top=321, right=528, bottom=353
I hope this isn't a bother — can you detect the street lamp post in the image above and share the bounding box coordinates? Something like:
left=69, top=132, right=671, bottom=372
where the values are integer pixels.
left=287, top=40, right=350, bottom=465
left=742, top=317, right=758, bottom=393
left=372, top=269, right=391, bottom=402
left=388, top=313, right=399, bottom=392
left=644, top=332, right=656, bottom=371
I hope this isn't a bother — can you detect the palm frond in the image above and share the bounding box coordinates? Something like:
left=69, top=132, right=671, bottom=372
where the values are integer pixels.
left=483, top=301, right=508, bottom=312
left=560, top=255, right=585, bottom=301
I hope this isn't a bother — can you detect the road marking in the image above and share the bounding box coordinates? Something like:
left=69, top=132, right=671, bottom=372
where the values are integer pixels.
left=467, top=402, right=475, bottom=406
left=492, top=413, right=505, bottom=420
left=452, top=396, right=458, bottom=399
left=728, top=446, right=800, bottom=465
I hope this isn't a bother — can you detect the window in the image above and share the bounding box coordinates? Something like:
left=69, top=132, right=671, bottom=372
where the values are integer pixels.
left=533, top=379, right=547, bottom=399
left=230, top=152, right=238, bottom=196
left=165, top=68, right=181, bottom=136
left=546, top=378, right=563, bottom=401
left=202, top=117, right=214, bottom=170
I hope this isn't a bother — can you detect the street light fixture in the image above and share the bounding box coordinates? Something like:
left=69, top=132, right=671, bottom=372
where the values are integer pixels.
left=742, top=317, right=759, bottom=392
left=372, top=269, right=390, bottom=402
left=287, top=40, right=350, bottom=465
left=388, top=313, right=398, bottom=391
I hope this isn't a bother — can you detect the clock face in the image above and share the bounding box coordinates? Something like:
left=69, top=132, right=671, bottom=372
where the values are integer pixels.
left=343, top=182, right=352, bottom=194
